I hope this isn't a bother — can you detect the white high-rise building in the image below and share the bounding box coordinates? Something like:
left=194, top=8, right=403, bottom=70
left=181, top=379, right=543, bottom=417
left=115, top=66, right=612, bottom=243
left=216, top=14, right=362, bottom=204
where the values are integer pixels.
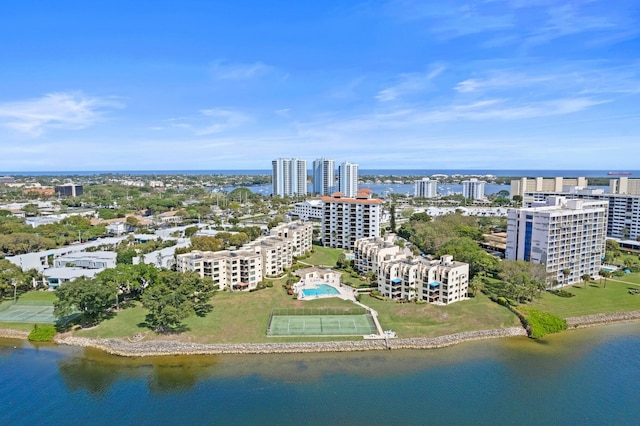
left=414, top=178, right=437, bottom=198
left=506, top=197, right=608, bottom=287
left=338, top=161, right=358, bottom=198
left=321, top=189, right=381, bottom=249
left=272, top=158, right=307, bottom=197
left=312, top=158, right=335, bottom=195
left=462, top=178, right=486, bottom=200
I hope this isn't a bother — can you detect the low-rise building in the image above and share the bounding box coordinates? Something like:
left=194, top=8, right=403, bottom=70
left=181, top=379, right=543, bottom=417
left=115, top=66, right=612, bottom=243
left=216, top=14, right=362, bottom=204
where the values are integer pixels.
left=378, top=255, right=469, bottom=305
left=353, top=234, right=409, bottom=274
left=176, top=249, right=263, bottom=291
left=53, top=251, right=117, bottom=269
left=269, top=221, right=313, bottom=256
left=292, top=199, right=323, bottom=221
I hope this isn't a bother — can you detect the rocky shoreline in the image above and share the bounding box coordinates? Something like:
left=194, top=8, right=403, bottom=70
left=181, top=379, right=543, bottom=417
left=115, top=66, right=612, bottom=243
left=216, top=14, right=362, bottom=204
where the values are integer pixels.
left=565, top=310, right=640, bottom=329
left=2, top=310, right=639, bottom=357
left=51, top=327, right=528, bottom=357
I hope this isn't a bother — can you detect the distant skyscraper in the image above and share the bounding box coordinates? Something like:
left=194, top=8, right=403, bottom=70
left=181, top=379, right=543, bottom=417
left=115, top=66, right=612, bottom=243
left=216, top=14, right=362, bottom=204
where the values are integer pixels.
left=414, top=178, right=437, bottom=198
left=338, top=161, right=358, bottom=198
left=272, top=158, right=307, bottom=197
left=312, top=158, right=335, bottom=195
left=462, top=178, right=486, bottom=200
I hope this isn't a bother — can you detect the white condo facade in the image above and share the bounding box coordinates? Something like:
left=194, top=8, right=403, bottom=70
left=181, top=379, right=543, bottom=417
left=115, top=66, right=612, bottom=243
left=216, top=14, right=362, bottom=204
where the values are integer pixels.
left=506, top=197, right=608, bottom=287
left=272, top=158, right=307, bottom=197
left=414, top=178, right=437, bottom=198
left=338, top=161, right=358, bottom=198
left=321, top=189, right=381, bottom=250
left=312, top=158, right=335, bottom=195
left=177, top=221, right=313, bottom=290
left=462, top=178, right=486, bottom=200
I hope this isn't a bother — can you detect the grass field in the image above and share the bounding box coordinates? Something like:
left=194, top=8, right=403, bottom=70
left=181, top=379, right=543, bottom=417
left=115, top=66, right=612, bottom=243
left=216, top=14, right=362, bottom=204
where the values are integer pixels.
left=530, top=277, right=640, bottom=318
left=304, top=245, right=342, bottom=267
left=365, top=293, right=521, bottom=338
left=77, top=282, right=362, bottom=343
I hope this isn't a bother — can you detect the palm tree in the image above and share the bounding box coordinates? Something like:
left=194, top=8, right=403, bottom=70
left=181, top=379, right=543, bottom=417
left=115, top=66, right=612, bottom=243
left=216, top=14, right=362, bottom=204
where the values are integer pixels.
left=581, top=273, right=591, bottom=289
left=600, top=270, right=611, bottom=288
left=469, top=275, right=484, bottom=297
left=562, top=268, right=571, bottom=285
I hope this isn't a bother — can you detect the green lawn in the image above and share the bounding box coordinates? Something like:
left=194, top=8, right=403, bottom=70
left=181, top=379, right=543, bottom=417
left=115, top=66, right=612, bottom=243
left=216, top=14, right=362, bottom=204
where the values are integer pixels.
left=531, top=277, right=640, bottom=318
left=17, top=291, right=57, bottom=303
left=77, top=283, right=361, bottom=343
left=365, top=293, right=521, bottom=338
left=303, top=245, right=342, bottom=267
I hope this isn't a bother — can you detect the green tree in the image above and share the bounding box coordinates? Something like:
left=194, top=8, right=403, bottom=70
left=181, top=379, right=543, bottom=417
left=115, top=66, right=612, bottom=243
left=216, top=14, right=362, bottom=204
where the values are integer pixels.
left=141, top=270, right=216, bottom=332
left=469, top=273, right=485, bottom=297
left=582, top=273, right=591, bottom=289
left=116, top=249, right=137, bottom=265
left=437, top=237, right=499, bottom=277
left=600, top=270, right=611, bottom=288
left=190, top=236, right=224, bottom=252
left=54, top=277, right=117, bottom=325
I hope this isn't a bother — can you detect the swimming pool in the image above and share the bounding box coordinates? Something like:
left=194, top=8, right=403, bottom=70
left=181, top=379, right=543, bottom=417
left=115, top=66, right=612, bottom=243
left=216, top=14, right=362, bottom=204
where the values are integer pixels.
left=301, top=284, right=340, bottom=297
left=601, top=266, right=617, bottom=272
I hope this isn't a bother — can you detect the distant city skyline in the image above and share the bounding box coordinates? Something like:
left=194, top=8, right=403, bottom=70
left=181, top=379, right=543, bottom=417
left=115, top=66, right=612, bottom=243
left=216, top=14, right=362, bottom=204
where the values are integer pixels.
left=1, top=1, right=639, bottom=171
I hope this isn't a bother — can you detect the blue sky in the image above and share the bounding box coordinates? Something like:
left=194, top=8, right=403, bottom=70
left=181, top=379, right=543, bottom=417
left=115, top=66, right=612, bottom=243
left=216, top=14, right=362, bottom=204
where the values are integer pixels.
left=0, top=0, right=638, bottom=171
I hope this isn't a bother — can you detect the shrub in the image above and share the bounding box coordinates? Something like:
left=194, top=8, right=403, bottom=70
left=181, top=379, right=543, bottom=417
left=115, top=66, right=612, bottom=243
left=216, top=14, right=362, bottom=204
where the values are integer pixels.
left=28, top=324, right=56, bottom=342
left=549, top=289, right=575, bottom=298
left=520, top=308, right=567, bottom=339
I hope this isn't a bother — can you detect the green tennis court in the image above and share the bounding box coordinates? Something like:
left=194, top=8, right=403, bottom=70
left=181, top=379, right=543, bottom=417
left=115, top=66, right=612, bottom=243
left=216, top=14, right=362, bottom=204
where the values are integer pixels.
left=0, top=303, right=57, bottom=323
left=267, top=314, right=377, bottom=336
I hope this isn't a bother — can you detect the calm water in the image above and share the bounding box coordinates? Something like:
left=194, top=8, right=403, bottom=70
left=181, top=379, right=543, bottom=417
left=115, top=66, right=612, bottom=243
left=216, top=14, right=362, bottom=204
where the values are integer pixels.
left=1, top=324, right=639, bottom=425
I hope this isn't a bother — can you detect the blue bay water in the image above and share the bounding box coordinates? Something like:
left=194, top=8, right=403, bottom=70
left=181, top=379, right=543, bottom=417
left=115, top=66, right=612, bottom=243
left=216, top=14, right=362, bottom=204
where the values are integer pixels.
left=1, top=323, right=639, bottom=425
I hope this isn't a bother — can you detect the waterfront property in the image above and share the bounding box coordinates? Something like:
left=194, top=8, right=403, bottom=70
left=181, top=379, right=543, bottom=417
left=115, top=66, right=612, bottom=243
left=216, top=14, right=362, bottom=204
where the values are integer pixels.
left=506, top=196, right=608, bottom=286
left=178, top=221, right=314, bottom=288
left=272, top=157, right=307, bottom=197
left=321, top=189, right=382, bottom=250
left=378, top=255, right=470, bottom=305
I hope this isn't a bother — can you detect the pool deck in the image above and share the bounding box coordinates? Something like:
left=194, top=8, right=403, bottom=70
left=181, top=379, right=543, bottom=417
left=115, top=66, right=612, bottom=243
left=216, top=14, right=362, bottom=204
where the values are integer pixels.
left=294, top=278, right=357, bottom=302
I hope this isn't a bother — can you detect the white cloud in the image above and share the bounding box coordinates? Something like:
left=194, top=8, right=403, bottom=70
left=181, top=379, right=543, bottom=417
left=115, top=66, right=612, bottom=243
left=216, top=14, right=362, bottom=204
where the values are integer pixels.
left=376, top=65, right=446, bottom=102
left=0, top=92, right=122, bottom=136
left=171, top=108, right=251, bottom=135
left=210, top=61, right=274, bottom=80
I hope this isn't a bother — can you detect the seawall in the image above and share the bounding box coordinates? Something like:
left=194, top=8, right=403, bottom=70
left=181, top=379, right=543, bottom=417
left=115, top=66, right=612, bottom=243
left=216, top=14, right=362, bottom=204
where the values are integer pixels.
left=51, top=327, right=527, bottom=357
left=566, top=310, right=640, bottom=329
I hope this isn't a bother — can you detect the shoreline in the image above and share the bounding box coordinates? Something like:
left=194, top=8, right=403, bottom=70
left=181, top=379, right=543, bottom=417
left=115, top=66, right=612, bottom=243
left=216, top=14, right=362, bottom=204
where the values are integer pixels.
left=2, top=310, right=640, bottom=357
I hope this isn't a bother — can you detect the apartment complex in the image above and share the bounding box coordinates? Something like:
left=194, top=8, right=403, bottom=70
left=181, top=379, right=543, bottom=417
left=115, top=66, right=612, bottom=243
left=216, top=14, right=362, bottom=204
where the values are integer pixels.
left=352, top=235, right=469, bottom=305
left=609, top=177, right=640, bottom=195
left=55, top=184, right=84, bottom=197
left=523, top=187, right=640, bottom=241
left=378, top=255, right=469, bottom=305
left=268, top=221, right=313, bottom=256
left=177, top=221, right=313, bottom=290
left=176, top=249, right=263, bottom=291
left=462, top=178, right=486, bottom=200
left=353, top=234, right=409, bottom=274
left=506, top=197, right=608, bottom=287
left=272, top=158, right=307, bottom=197
left=510, top=177, right=588, bottom=198
left=321, top=189, right=382, bottom=249
left=338, top=161, right=359, bottom=198
left=293, top=199, right=323, bottom=221
left=312, top=157, right=335, bottom=195
left=414, top=178, right=437, bottom=198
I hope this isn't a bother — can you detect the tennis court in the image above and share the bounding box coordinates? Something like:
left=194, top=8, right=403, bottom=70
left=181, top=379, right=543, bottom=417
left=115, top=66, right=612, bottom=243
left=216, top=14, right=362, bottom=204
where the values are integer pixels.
left=267, top=311, right=377, bottom=336
left=0, top=302, right=57, bottom=323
